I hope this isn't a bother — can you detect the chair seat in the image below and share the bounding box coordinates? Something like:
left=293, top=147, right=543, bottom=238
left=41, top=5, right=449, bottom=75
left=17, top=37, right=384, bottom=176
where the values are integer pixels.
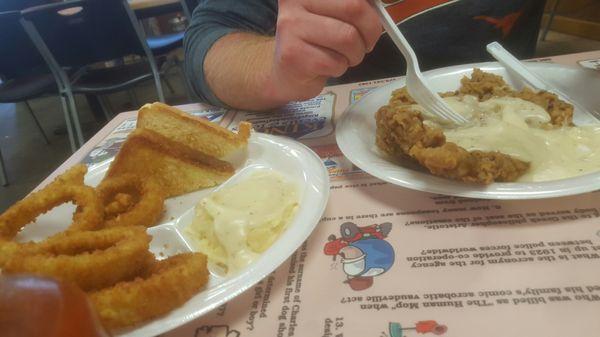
left=0, top=72, right=57, bottom=102
left=147, top=32, right=184, bottom=56
left=134, top=3, right=181, bottom=20
left=72, top=61, right=155, bottom=95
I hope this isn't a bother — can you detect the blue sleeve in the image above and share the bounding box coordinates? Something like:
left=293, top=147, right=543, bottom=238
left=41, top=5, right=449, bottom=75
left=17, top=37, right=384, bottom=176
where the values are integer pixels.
left=183, top=0, right=278, bottom=107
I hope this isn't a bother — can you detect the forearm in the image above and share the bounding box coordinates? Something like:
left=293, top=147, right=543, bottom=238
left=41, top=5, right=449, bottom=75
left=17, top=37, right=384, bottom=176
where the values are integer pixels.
left=203, top=32, right=285, bottom=111
left=185, top=0, right=380, bottom=111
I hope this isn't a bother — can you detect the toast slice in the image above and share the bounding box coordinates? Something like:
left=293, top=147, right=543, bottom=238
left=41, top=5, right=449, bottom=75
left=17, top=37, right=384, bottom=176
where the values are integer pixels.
left=106, top=129, right=234, bottom=198
left=137, top=102, right=252, bottom=158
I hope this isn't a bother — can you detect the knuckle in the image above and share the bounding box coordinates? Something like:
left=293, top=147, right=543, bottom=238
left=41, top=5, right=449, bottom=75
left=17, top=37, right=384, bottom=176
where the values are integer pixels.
left=333, top=61, right=349, bottom=77
left=278, top=42, right=300, bottom=66
left=311, top=53, right=347, bottom=77
left=310, top=57, right=334, bottom=75
left=276, top=13, right=296, bottom=32
left=348, top=52, right=364, bottom=67
left=343, top=0, right=364, bottom=18
left=299, top=81, right=326, bottom=101
left=339, top=24, right=360, bottom=46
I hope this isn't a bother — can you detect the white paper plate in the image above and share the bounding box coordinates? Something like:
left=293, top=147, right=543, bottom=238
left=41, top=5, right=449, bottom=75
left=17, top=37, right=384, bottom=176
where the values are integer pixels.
left=336, top=62, right=600, bottom=199
left=15, top=132, right=329, bottom=337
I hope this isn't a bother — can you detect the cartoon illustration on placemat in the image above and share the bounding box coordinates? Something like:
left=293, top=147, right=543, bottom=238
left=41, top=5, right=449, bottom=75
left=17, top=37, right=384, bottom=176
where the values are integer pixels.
left=188, top=108, right=225, bottom=123
left=227, top=92, right=335, bottom=140
left=383, top=321, right=448, bottom=337
left=350, top=87, right=376, bottom=104
left=83, top=134, right=129, bottom=167
left=324, top=222, right=395, bottom=291
left=195, top=325, right=241, bottom=337
left=313, top=144, right=365, bottom=180
left=579, top=59, right=600, bottom=71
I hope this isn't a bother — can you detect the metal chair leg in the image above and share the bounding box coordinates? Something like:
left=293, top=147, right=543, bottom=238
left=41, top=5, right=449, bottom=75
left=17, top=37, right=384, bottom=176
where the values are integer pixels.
left=59, top=94, right=78, bottom=153
left=153, top=72, right=166, bottom=103
left=122, top=0, right=166, bottom=103
left=0, top=147, right=7, bottom=186
left=541, top=0, right=560, bottom=41
left=64, top=90, right=85, bottom=148
left=127, top=89, right=140, bottom=108
left=24, top=101, right=50, bottom=144
left=98, top=95, right=113, bottom=121
left=179, top=63, right=194, bottom=103
left=162, top=76, right=176, bottom=95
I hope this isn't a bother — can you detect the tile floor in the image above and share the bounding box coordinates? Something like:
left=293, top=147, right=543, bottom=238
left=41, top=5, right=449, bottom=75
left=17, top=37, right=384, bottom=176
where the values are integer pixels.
left=1, top=31, right=600, bottom=211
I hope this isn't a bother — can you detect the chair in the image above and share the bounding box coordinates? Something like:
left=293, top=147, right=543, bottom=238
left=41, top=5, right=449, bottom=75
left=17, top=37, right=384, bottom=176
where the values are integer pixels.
left=133, top=0, right=194, bottom=20
left=541, top=0, right=560, bottom=41
left=0, top=9, right=59, bottom=185
left=141, top=0, right=198, bottom=99
left=142, top=0, right=197, bottom=59
left=0, top=10, right=52, bottom=143
left=0, top=148, right=7, bottom=186
left=20, top=0, right=165, bottom=148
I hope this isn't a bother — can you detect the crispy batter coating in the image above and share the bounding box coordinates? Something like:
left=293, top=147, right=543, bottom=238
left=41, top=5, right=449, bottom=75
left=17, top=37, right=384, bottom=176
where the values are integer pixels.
left=104, top=193, right=136, bottom=217
left=458, top=69, right=573, bottom=126
left=410, top=143, right=530, bottom=183
left=89, top=253, right=208, bottom=330
left=513, top=88, right=573, bottom=126
left=2, top=227, right=154, bottom=291
left=375, top=99, right=529, bottom=184
left=97, top=174, right=165, bottom=228
left=0, top=165, right=103, bottom=240
left=373, top=68, right=575, bottom=184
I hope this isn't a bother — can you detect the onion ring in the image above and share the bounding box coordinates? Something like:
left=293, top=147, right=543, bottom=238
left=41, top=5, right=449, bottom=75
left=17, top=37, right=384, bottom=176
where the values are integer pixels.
left=89, top=253, right=208, bottom=329
left=96, top=174, right=165, bottom=228
left=0, top=165, right=103, bottom=240
left=2, top=226, right=154, bottom=291
left=54, top=164, right=87, bottom=185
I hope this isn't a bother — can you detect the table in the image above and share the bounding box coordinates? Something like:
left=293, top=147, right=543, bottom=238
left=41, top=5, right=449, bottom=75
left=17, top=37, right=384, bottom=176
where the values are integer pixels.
left=38, top=50, right=600, bottom=337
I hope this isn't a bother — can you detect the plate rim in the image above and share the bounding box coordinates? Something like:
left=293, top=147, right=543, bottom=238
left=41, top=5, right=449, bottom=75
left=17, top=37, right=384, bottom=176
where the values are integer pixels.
left=336, top=61, right=600, bottom=200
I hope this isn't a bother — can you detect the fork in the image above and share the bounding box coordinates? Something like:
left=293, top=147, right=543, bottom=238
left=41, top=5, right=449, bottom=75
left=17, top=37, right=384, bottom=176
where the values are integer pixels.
left=369, top=0, right=468, bottom=125
left=486, top=41, right=600, bottom=123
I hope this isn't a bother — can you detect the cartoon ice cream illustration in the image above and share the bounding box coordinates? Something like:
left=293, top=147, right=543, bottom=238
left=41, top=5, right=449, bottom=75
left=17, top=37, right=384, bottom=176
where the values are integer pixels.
left=324, top=222, right=395, bottom=291
left=389, top=321, right=448, bottom=337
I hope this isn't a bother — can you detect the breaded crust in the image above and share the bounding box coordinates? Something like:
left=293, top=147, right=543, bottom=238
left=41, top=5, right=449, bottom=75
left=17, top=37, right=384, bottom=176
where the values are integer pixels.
left=375, top=101, right=530, bottom=184
left=374, top=68, right=573, bottom=184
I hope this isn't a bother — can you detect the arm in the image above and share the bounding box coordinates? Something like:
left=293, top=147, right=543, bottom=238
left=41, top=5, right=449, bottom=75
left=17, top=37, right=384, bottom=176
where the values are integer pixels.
left=203, top=32, right=281, bottom=110
left=184, top=0, right=381, bottom=110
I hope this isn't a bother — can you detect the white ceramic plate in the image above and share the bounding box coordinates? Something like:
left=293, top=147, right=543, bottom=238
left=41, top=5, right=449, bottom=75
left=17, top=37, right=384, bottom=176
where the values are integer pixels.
left=336, top=62, right=600, bottom=199
left=15, top=132, right=329, bottom=337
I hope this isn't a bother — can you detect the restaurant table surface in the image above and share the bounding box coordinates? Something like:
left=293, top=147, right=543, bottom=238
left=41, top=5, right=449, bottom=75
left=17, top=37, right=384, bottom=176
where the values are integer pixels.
left=34, top=50, right=600, bottom=337
left=41, top=49, right=600, bottom=186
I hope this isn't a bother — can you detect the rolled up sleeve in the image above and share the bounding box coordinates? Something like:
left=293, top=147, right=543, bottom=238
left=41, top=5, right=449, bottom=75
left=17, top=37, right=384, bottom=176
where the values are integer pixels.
left=183, top=0, right=277, bottom=107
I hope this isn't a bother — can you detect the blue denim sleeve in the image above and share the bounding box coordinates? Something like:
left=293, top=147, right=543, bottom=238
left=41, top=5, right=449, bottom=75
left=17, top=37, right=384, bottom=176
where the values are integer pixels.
left=183, top=0, right=277, bottom=107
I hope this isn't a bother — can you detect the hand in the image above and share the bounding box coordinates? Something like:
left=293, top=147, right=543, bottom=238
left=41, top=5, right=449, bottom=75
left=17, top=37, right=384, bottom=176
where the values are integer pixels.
left=266, top=0, right=382, bottom=103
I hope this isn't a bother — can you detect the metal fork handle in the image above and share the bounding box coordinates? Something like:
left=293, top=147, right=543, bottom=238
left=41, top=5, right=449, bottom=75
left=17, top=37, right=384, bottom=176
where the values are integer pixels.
left=369, top=0, right=420, bottom=73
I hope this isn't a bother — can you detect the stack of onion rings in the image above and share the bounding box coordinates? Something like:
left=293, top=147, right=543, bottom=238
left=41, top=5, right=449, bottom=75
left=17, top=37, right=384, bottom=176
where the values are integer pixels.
left=0, top=164, right=209, bottom=332
left=96, top=174, right=165, bottom=228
